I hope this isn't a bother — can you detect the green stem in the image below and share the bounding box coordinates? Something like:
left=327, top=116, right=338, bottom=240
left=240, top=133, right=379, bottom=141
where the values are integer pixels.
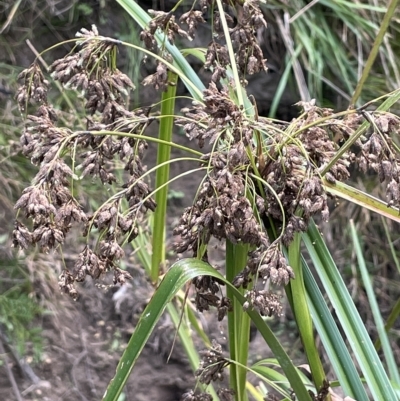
left=150, top=71, right=178, bottom=283
left=288, top=231, right=326, bottom=392
left=226, top=241, right=250, bottom=401
left=226, top=241, right=239, bottom=397
left=215, top=0, right=244, bottom=108
left=350, top=0, right=399, bottom=106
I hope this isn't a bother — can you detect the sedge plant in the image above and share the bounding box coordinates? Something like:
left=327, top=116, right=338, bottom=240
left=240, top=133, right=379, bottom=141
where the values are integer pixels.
left=11, top=1, right=400, bottom=401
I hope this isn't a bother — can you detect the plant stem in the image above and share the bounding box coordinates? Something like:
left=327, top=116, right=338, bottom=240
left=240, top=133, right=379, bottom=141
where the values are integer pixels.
left=226, top=240, right=250, bottom=401
left=215, top=0, right=244, bottom=108
left=150, top=71, right=178, bottom=283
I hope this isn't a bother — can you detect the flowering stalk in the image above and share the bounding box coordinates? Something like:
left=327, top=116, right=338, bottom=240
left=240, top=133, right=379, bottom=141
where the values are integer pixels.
left=151, top=71, right=178, bottom=283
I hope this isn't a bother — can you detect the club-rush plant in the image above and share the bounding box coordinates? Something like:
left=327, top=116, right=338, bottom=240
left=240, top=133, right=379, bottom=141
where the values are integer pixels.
left=12, top=0, right=400, bottom=400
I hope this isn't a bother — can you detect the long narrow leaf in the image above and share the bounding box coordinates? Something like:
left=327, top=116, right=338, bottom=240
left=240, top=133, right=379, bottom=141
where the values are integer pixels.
left=350, top=221, right=400, bottom=385
left=102, top=260, right=207, bottom=401
left=323, top=180, right=400, bottom=223
left=226, top=241, right=251, bottom=401
left=303, top=220, right=398, bottom=401
left=301, top=255, right=369, bottom=400
left=288, top=231, right=326, bottom=390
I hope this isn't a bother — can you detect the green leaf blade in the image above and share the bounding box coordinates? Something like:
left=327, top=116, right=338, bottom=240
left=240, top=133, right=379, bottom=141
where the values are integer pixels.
left=303, top=220, right=398, bottom=401
left=302, top=255, right=369, bottom=400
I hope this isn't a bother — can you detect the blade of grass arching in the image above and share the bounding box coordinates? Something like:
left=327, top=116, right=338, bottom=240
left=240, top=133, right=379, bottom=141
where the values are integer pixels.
left=303, top=219, right=398, bottom=401
left=180, top=48, right=206, bottom=63
left=129, top=220, right=215, bottom=393
left=103, top=258, right=312, bottom=401
left=150, top=71, right=178, bottom=283
left=349, top=221, right=400, bottom=386
left=102, top=259, right=218, bottom=401
left=116, top=0, right=205, bottom=100
left=253, top=358, right=314, bottom=387
left=251, top=359, right=304, bottom=396
left=351, top=0, right=399, bottom=106
left=288, top=231, right=326, bottom=392
left=246, top=382, right=266, bottom=401
left=301, top=255, right=369, bottom=400
left=226, top=241, right=251, bottom=401
left=323, top=180, right=400, bottom=223
left=250, top=365, right=292, bottom=396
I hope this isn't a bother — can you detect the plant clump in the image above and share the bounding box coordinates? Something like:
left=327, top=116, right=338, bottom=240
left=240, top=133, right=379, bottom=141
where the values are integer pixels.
left=13, top=0, right=400, bottom=318
left=11, top=2, right=400, bottom=399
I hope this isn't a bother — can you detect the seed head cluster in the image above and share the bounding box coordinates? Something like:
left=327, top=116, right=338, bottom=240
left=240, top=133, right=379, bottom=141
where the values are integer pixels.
left=202, top=0, right=267, bottom=82
left=243, top=289, right=283, bottom=317
left=187, top=341, right=235, bottom=401
left=354, top=113, right=400, bottom=207
left=13, top=25, right=155, bottom=299
left=196, top=340, right=229, bottom=385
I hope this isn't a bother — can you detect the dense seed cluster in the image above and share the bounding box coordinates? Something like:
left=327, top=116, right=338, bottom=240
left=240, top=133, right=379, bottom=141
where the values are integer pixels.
left=13, top=25, right=154, bottom=299
left=354, top=113, right=400, bottom=207
left=185, top=341, right=236, bottom=401
left=232, top=245, right=295, bottom=289
left=181, top=391, right=213, bottom=401
left=16, top=64, right=49, bottom=111
left=243, top=289, right=282, bottom=317
left=195, top=340, right=229, bottom=385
